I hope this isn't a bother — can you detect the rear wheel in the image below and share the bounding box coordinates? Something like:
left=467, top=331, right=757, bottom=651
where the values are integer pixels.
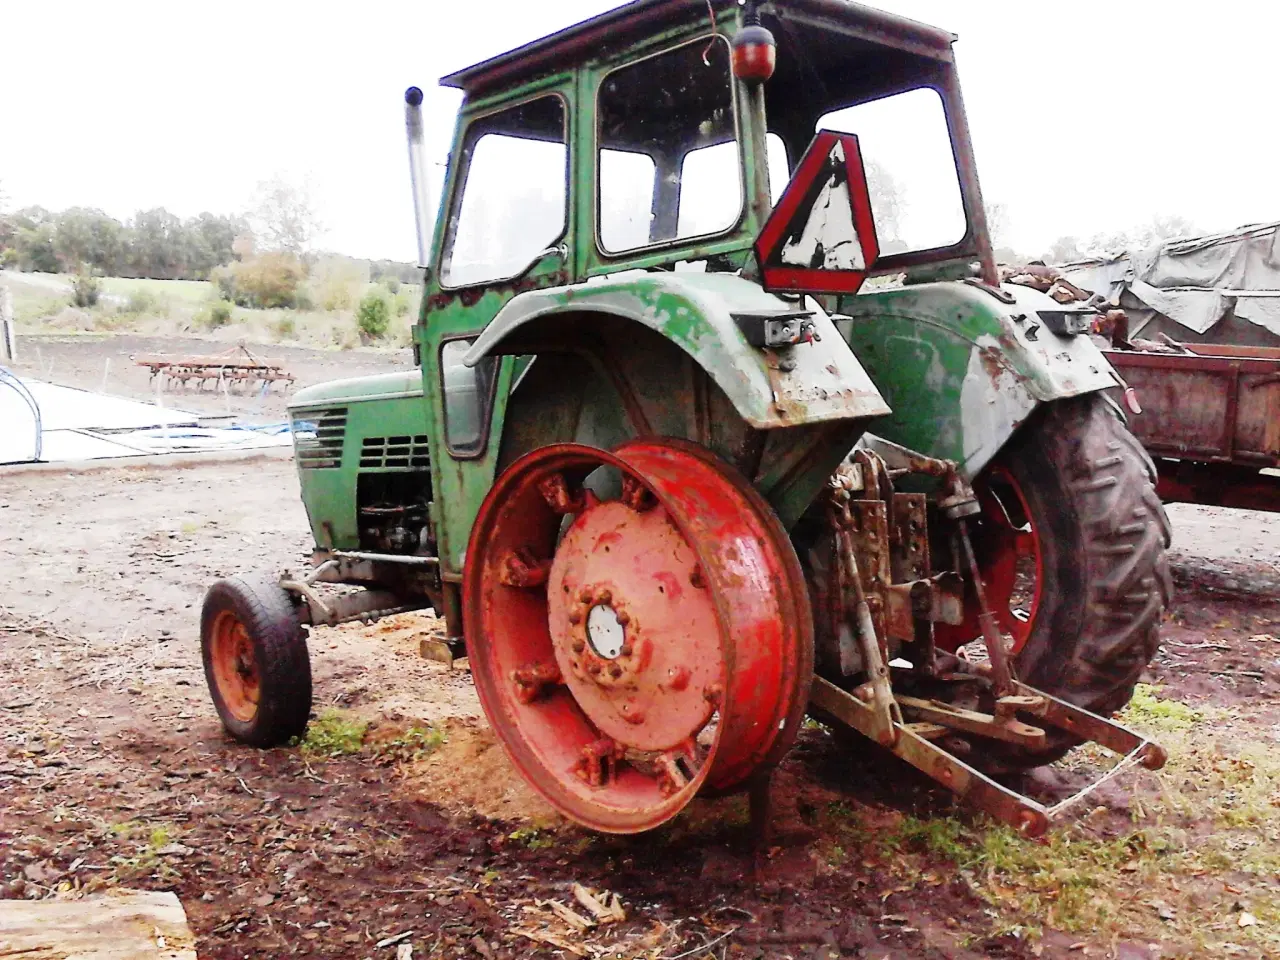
left=937, top=395, right=1172, bottom=767
left=201, top=573, right=312, bottom=747
left=464, top=439, right=812, bottom=834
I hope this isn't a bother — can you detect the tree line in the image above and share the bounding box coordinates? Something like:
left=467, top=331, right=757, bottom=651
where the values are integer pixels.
left=0, top=205, right=248, bottom=281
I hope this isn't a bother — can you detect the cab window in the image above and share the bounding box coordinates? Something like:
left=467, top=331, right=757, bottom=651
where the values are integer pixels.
left=441, top=96, right=567, bottom=287
left=597, top=37, right=741, bottom=254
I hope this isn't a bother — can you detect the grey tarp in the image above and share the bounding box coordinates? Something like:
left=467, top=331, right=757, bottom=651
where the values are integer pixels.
left=1061, top=222, right=1280, bottom=341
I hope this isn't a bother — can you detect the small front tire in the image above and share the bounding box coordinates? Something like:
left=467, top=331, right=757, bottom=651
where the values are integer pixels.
left=201, top=573, right=312, bottom=747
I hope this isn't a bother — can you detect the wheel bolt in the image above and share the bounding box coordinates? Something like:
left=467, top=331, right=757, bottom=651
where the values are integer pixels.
left=568, top=608, right=583, bottom=625
left=571, top=640, right=585, bottom=653
left=597, top=589, right=612, bottom=604
left=615, top=610, right=630, bottom=625
left=579, top=588, right=593, bottom=603
left=609, top=665, right=623, bottom=679
left=588, top=663, right=601, bottom=675
left=619, top=643, right=633, bottom=657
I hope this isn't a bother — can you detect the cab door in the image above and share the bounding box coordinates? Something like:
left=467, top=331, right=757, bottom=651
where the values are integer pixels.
left=416, top=79, right=576, bottom=586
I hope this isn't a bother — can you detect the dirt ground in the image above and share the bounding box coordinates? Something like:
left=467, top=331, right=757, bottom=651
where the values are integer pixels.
left=8, top=332, right=413, bottom=423
left=2, top=460, right=1279, bottom=956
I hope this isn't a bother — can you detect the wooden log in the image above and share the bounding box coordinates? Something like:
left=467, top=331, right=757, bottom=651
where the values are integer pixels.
left=0, top=889, right=197, bottom=959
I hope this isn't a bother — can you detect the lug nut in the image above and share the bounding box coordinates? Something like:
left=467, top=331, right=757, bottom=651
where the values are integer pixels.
left=619, top=643, right=633, bottom=657
left=597, top=589, right=612, bottom=604
left=609, top=665, right=623, bottom=679
left=578, top=588, right=594, bottom=603
left=571, top=640, right=585, bottom=653
left=615, top=610, right=630, bottom=625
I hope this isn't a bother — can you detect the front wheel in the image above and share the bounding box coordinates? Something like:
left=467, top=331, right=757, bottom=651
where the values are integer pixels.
left=201, top=573, right=312, bottom=747
left=937, top=395, right=1172, bottom=768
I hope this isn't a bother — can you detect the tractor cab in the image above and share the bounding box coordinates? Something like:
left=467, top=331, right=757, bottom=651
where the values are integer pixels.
left=427, top=0, right=993, bottom=294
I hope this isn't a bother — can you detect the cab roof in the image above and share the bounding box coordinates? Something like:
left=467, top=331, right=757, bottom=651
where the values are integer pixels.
left=440, top=0, right=956, bottom=95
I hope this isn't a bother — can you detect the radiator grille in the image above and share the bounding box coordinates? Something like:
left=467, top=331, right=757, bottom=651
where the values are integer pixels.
left=292, top=408, right=347, bottom=469
left=360, top=434, right=431, bottom=470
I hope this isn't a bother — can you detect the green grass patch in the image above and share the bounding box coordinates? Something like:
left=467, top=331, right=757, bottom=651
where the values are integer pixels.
left=1122, top=684, right=1205, bottom=732
left=296, top=709, right=369, bottom=757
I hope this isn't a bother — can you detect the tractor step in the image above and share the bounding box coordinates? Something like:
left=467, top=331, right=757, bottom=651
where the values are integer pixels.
left=810, top=676, right=1166, bottom=837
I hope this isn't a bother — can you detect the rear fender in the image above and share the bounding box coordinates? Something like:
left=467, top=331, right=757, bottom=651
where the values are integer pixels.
left=464, top=272, right=890, bottom=430
left=838, top=282, right=1124, bottom=476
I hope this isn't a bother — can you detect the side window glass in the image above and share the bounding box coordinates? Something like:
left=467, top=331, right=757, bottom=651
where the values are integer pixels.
left=766, top=133, right=789, bottom=206
left=675, top=141, right=742, bottom=238
left=441, top=97, right=567, bottom=287
left=597, top=37, right=739, bottom=253
left=817, top=88, right=966, bottom=255
left=440, top=339, right=498, bottom=457
left=599, top=149, right=656, bottom=252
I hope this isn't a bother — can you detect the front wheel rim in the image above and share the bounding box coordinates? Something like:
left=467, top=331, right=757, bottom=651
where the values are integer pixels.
left=209, top=610, right=261, bottom=723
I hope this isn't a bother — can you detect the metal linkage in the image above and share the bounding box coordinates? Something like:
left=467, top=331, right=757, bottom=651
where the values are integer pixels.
left=816, top=444, right=1166, bottom=836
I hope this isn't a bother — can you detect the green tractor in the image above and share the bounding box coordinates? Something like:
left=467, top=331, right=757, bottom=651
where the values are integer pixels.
left=201, top=0, right=1172, bottom=837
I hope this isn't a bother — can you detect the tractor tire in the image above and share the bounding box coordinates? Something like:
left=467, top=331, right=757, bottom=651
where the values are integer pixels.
left=201, top=573, right=312, bottom=747
left=973, top=394, right=1172, bottom=769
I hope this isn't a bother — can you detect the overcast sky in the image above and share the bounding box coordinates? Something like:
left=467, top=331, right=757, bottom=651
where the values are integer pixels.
left=3, top=0, right=1277, bottom=261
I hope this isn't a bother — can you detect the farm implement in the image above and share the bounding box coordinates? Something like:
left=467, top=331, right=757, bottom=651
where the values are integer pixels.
left=135, top=343, right=295, bottom=392
left=200, top=0, right=1170, bottom=838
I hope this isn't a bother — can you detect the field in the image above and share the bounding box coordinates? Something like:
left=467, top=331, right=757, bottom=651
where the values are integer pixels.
left=3, top=270, right=420, bottom=350
left=1, top=442, right=1278, bottom=958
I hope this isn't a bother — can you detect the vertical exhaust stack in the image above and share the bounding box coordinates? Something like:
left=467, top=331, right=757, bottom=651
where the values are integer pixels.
left=404, top=86, right=433, bottom=269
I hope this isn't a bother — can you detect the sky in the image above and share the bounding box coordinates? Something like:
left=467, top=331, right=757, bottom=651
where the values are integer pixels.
left=3, top=0, right=1278, bottom=262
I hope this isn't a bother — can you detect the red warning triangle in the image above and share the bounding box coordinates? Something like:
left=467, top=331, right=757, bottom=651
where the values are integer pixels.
left=755, top=130, right=880, bottom=295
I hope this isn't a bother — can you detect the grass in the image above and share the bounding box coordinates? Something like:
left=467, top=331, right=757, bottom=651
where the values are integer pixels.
left=818, top=684, right=1280, bottom=955
left=295, top=710, right=446, bottom=764
left=297, top=709, right=369, bottom=757
left=3, top=270, right=420, bottom=350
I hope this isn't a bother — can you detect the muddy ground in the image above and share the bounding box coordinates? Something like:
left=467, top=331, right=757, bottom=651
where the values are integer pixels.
left=3, top=454, right=1279, bottom=959
left=8, top=332, right=413, bottom=423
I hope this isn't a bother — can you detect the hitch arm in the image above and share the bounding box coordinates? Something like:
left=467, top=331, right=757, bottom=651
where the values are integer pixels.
left=810, top=676, right=1166, bottom=838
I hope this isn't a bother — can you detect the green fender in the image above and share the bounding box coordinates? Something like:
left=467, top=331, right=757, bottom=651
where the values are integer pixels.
left=463, top=272, right=890, bottom=429
left=838, top=282, right=1125, bottom=477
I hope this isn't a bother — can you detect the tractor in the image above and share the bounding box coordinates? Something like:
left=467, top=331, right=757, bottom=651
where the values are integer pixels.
left=201, top=0, right=1172, bottom=838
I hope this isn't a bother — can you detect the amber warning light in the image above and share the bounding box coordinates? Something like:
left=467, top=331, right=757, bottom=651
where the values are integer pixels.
left=731, top=2, right=776, bottom=82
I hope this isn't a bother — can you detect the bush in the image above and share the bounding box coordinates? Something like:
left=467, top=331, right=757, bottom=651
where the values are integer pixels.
left=214, top=253, right=305, bottom=309
left=381, top=276, right=401, bottom=295
left=207, top=300, right=233, bottom=328
left=355, top=290, right=391, bottom=340
left=311, top=255, right=369, bottom=312
left=125, top=288, right=159, bottom=315
left=271, top=314, right=296, bottom=340
left=70, top=269, right=101, bottom=308
left=209, top=264, right=236, bottom=302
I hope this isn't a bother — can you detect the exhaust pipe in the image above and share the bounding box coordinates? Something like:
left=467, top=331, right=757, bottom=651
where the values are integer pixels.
left=404, top=86, right=433, bottom=268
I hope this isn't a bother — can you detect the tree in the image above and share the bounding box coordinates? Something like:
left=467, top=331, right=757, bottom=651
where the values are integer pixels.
left=865, top=160, right=905, bottom=252
left=1046, top=235, right=1085, bottom=265
left=127, top=208, right=186, bottom=279
left=248, top=177, right=321, bottom=255
left=54, top=208, right=125, bottom=275
left=184, top=212, right=247, bottom=279
left=1130, top=214, right=1200, bottom=250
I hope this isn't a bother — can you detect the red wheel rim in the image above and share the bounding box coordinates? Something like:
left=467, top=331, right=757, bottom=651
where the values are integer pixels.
left=935, top=464, right=1043, bottom=656
left=463, top=440, right=812, bottom=833
left=209, top=610, right=260, bottom=722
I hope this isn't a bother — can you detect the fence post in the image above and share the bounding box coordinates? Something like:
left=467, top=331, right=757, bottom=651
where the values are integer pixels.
left=0, top=281, right=14, bottom=363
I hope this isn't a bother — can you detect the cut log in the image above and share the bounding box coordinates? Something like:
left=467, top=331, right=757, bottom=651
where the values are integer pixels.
left=0, top=889, right=197, bottom=959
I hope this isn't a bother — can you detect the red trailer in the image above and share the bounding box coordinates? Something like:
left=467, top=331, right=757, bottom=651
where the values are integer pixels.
left=1105, top=343, right=1280, bottom=511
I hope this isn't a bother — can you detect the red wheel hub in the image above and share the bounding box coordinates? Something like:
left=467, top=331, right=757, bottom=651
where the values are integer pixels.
left=208, top=610, right=260, bottom=723
left=935, top=464, right=1043, bottom=655
left=464, top=440, right=812, bottom=833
